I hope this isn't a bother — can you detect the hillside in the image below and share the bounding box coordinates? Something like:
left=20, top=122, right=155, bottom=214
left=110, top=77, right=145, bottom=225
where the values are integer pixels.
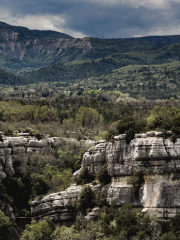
left=0, top=21, right=180, bottom=100
left=0, top=68, right=27, bottom=85
left=1, top=21, right=180, bottom=74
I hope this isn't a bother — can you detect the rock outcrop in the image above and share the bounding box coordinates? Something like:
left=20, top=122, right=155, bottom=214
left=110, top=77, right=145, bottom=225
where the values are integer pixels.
left=0, top=134, right=95, bottom=182
left=31, top=131, right=180, bottom=222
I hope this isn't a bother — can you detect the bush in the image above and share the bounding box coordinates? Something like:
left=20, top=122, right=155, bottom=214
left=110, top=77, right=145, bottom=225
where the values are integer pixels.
left=52, top=226, right=79, bottom=240
left=125, top=128, right=135, bottom=144
left=95, top=191, right=109, bottom=208
left=76, top=167, right=94, bottom=185
left=0, top=210, right=10, bottom=240
left=75, top=185, right=95, bottom=214
left=96, top=164, right=111, bottom=185
left=21, top=217, right=54, bottom=240
left=31, top=174, right=49, bottom=197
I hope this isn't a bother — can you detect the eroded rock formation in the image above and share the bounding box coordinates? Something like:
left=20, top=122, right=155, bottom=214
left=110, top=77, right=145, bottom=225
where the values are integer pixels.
left=31, top=131, right=180, bottom=223
left=0, top=134, right=95, bottom=182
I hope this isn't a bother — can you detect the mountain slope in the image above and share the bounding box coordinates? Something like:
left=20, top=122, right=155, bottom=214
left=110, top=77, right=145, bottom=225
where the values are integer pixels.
left=0, top=68, right=27, bottom=85
left=0, top=21, right=73, bottom=40
left=1, top=21, right=180, bottom=73
left=20, top=42, right=180, bottom=84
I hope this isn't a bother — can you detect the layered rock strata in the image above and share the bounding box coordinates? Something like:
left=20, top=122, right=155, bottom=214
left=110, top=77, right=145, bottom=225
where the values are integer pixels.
left=32, top=131, right=180, bottom=222
left=0, top=134, right=95, bottom=181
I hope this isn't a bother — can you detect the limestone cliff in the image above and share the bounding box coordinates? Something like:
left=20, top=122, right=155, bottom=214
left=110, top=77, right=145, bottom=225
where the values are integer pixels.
left=0, top=134, right=94, bottom=182
left=31, top=131, right=180, bottom=223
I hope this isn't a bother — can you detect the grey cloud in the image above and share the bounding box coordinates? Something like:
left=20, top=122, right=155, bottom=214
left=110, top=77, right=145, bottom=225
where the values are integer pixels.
left=1, top=0, right=180, bottom=38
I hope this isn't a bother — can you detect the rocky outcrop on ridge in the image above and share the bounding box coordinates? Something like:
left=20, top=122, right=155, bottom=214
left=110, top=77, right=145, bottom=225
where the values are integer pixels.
left=31, top=131, right=180, bottom=223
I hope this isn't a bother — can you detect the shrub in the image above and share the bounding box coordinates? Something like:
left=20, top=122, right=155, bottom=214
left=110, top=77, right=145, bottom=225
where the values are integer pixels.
left=21, top=217, right=54, bottom=240
left=76, top=167, right=94, bottom=185
left=52, top=226, right=79, bottom=240
left=96, top=164, right=111, bottom=185
left=0, top=210, right=10, bottom=240
left=125, top=128, right=135, bottom=144
left=95, top=191, right=109, bottom=208
left=75, top=185, right=95, bottom=214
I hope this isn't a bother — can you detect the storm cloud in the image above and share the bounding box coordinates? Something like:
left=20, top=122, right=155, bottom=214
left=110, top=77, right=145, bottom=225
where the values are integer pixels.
left=0, top=0, right=180, bottom=38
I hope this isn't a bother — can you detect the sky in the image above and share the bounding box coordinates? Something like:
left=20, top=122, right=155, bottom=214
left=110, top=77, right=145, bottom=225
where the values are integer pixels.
left=0, top=0, right=180, bottom=38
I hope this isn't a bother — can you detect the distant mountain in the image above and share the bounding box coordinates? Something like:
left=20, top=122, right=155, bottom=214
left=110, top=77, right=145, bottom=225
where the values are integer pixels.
left=1, top=21, right=180, bottom=74
left=0, top=21, right=73, bottom=40
left=1, top=20, right=180, bottom=99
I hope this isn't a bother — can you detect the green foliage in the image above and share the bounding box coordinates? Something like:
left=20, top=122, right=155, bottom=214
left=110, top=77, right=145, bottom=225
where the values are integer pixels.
left=20, top=202, right=180, bottom=240
left=160, top=232, right=178, bottom=240
left=127, top=173, right=144, bottom=199
left=43, top=164, right=73, bottom=193
left=96, top=164, right=111, bottom=185
left=95, top=191, right=109, bottom=208
left=0, top=210, right=10, bottom=240
left=76, top=166, right=94, bottom=185
left=52, top=226, right=79, bottom=240
left=75, top=185, right=95, bottom=214
left=125, top=128, right=135, bottom=144
left=0, top=183, right=10, bottom=203
left=31, top=174, right=49, bottom=197
left=147, top=105, right=177, bottom=131
left=57, top=149, right=84, bottom=172
left=75, top=107, right=103, bottom=129
left=20, top=217, right=54, bottom=240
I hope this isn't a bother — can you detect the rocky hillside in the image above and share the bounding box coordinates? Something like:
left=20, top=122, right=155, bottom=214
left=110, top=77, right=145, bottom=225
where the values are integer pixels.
left=1, top=21, right=180, bottom=74
left=31, top=131, right=180, bottom=224
left=1, top=130, right=180, bottom=238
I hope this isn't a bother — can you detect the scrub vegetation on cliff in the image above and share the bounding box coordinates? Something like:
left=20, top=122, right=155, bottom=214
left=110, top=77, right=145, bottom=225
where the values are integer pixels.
left=20, top=205, right=180, bottom=240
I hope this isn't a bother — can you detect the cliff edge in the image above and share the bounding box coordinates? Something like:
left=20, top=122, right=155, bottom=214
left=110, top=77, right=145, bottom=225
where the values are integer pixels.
left=31, top=131, right=180, bottom=223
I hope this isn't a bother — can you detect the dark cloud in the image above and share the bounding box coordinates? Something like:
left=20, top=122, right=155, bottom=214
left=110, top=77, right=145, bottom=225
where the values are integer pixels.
left=1, top=0, right=180, bottom=38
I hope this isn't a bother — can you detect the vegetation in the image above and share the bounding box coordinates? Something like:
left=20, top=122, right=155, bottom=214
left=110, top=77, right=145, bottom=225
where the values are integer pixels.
left=0, top=210, right=10, bottom=240
left=21, top=217, right=54, bottom=240
left=96, top=164, right=111, bottom=186
left=18, top=205, right=180, bottom=240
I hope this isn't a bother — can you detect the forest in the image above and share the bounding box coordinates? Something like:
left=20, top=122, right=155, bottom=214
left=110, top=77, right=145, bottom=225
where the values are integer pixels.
left=0, top=95, right=180, bottom=239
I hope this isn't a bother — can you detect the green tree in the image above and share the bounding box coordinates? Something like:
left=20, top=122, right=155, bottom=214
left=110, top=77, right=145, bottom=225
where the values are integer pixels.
left=52, top=226, right=79, bottom=240
left=0, top=210, right=10, bottom=240
left=75, top=185, right=95, bottom=214
left=75, top=107, right=103, bottom=129
left=96, top=164, right=111, bottom=186
left=20, top=217, right=54, bottom=240
left=43, top=164, right=73, bottom=193
left=76, top=166, right=94, bottom=185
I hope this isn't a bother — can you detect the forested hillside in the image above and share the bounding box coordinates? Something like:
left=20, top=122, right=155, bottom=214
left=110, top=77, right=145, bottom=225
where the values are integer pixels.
left=0, top=21, right=180, bottom=101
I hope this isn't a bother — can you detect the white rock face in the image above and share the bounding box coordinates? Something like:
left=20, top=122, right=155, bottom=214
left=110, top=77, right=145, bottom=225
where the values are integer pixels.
left=31, top=133, right=180, bottom=222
